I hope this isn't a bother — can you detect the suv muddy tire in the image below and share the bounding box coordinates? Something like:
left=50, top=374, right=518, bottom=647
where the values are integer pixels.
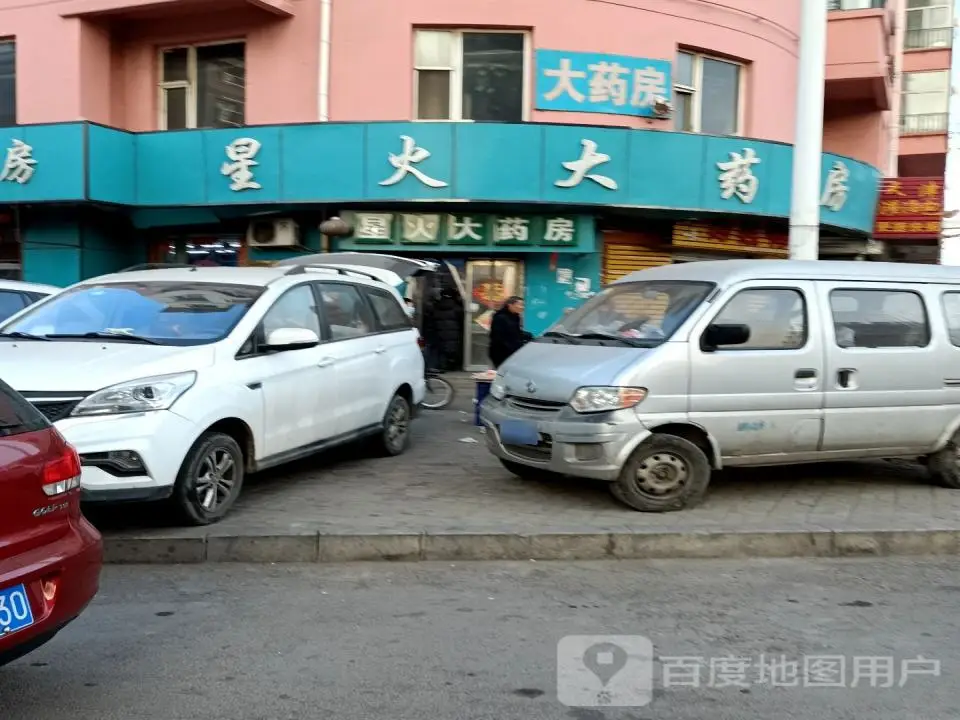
left=374, top=393, right=411, bottom=457
left=927, top=432, right=960, bottom=488
left=499, top=458, right=561, bottom=482
left=610, top=434, right=711, bottom=512
left=172, top=431, right=245, bottom=526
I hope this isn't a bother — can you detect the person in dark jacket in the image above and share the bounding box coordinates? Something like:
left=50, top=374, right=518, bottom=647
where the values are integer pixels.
left=488, top=296, right=530, bottom=369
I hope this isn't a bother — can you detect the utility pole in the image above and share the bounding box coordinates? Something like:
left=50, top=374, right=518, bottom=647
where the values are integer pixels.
left=789, top=0, right=829, bottom=260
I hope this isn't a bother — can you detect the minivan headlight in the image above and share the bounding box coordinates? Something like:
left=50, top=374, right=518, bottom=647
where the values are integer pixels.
left=569, top=386, right=647, bottom=414
left=71, top=372, right=197, bottom=417
left=490, top=374, right=506, bottom=401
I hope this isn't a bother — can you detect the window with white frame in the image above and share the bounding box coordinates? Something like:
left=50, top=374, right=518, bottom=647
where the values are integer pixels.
left=901, top=70, right=949, bottom=133
left=159, top=42, right=245, bottom=130
left=413, top=29, right=527, bottom=122
left=906, top=0, right=953, bottom=49
left=673, top=51, right=742, bottom=135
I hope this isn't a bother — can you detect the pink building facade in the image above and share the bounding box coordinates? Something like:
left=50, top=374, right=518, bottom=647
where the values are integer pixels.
left=0, top=0, right=890, bottom=366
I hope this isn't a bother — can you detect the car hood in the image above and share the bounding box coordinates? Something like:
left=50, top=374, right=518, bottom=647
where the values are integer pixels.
left=0, top=341, right=216, bottom=392
left=498, top=341, right=649, bottom=403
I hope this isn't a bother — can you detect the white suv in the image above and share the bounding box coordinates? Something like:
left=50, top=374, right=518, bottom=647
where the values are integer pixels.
left=0, top=257, right=427, bottom=524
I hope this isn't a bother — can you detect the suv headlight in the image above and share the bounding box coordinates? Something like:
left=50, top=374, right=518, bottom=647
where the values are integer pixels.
left=569, top=386, right=647, bottom=414
left=71, top=371, right=197, bottom=417
left=490, top=374, right=506, bottom=401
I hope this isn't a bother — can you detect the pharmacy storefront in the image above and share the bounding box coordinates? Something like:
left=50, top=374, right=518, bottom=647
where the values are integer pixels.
left=0, top=120, right=880, bottom=365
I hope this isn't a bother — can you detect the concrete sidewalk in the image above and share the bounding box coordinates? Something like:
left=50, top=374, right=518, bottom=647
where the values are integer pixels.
left=89, top=386, right=960, bottom=563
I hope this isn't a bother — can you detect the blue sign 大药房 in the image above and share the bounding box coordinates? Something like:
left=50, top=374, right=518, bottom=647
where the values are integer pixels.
left=535, top=49, right=673, bottom=118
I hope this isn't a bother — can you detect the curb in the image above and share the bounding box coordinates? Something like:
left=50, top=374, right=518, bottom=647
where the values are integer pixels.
left=101, top=528, right=960, bottom=564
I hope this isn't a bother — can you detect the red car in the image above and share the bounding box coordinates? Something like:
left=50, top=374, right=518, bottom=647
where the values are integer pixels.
left=0, top=377, right=102, bottom=667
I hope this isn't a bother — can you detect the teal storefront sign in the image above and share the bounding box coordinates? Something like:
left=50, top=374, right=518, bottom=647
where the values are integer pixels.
left=337, top=211, right=594, bottom=253
left=535, top=49, right=673, bottom=118
left=0, top=121, right=881, bottom=234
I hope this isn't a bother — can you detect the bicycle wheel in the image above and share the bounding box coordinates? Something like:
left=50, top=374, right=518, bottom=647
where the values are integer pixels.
left=421, top=376, right=455, bottom=409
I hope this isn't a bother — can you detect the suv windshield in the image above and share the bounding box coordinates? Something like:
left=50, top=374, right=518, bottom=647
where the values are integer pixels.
left=0, top=281, right=263, bottom=346
left=544, top=280, right=715, bottom=347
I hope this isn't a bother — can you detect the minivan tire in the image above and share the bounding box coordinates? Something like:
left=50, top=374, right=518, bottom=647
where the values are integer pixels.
left=610, top=435, right=711, bottom=512
left=499, top=458, right=561, bottom=482
left=375, top=393, right=411, bottom=457
left=171, top=432, right=245, bottom=526
left=927, top=433, right=960, bottom=489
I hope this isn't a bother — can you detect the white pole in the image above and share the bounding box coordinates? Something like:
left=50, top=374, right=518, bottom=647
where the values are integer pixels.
left=318, top=0, right=332, bottom=121
left=789, top=0, right=829, bottom=260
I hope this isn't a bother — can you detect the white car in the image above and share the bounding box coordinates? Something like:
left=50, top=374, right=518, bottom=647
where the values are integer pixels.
left=0, top=279, right=58, bottom=322
left=0, top=256, right=431, bottom=525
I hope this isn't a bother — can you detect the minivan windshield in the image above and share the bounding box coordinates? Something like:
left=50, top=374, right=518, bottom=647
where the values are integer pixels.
left=544, top=280, right=715, bottom=347
left=0, top=281, right=263, bottom=346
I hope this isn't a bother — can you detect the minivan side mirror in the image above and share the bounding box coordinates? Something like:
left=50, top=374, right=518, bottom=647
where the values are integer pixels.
left=701, top=323, right=750, bottom=352
left=264, top=327, right=320, bottom=351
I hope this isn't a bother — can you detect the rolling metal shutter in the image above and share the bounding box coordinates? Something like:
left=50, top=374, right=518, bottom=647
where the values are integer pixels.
left=602, top=232, right=672, bottom=322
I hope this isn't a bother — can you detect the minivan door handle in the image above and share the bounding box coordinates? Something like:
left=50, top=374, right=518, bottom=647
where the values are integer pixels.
left=793, top=368, right=818, bottom=391
left=318, top=357, right=336, bottom=368
left=836, top=368, right=857, bottom=389
left=374, top=346, right=387, bottom=355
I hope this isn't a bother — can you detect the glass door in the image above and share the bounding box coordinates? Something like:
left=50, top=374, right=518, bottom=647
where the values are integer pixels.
left=464, top=259, right=523, bottom=370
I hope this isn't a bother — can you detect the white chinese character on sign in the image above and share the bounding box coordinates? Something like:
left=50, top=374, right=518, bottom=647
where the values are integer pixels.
left=587, top=61, right=629, bottom=105
left=717, top=148, right=761, bottom=203
left=379, top=135, right=448, bottom=188
left=220, top=138, right=262, bottom=191
left=708, top=657, right=751, bottom=688
left=354, top=213, right=393, bottom=240
left=802, top=655, right=846, bottom=687
left=494, top=217, right=529, bottom=243
left=755, top=655, right=800, bottom=687
left=401, top=214, right=440, bottom=243
left=850, top=656, right=895, bottom=688
left=543, top=58, right=587, bottom=102
left=820, top=160, right=850, bottom=211
left=0, top=139, right=36, bottom=184
left=659, top=657, right=703, bottom=688
left=899, top=656, right=940, bottom=686
left=630, top=67, right=667, bottom=107
left=556, top=139, right=618, bottom=190
left=448, top=215, right=484, bottom=242
left=544, top=217, right=576, bottom=244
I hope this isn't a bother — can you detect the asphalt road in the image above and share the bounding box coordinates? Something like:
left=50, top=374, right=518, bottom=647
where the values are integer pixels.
left=1, top=558, right=957, bottom=720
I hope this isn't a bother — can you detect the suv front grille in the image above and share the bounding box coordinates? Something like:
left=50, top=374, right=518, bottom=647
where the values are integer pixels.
left=506, top=395, right=566, bottom=413
left=19, top=392, right=89, bottom=422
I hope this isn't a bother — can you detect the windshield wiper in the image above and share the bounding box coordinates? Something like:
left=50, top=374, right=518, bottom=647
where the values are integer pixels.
left=542, top=330, right=581, bottom=344
left=45, top=331, right=162, bottom=345
left=0, top=331, right=51, bottom=341
left=575, top=332, right=657, bottom=348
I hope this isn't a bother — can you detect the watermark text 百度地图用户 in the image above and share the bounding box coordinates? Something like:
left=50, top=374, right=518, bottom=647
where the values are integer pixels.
left=556, top=635, right=941, bottom=708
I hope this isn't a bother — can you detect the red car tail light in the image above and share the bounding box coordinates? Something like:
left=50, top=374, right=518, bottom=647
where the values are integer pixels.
left=42, top=445, right=82, bottom=497
left=417, top=334, right=425, bottom=349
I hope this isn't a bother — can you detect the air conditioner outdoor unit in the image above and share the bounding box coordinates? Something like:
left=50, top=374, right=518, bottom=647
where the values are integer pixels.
left=247, top=218, right=300, bottom=247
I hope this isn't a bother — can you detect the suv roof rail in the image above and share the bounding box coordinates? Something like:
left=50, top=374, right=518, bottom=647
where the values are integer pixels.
left=119, top=263, right=197, bottom=272
left=282, top=263, right=383, bottom=283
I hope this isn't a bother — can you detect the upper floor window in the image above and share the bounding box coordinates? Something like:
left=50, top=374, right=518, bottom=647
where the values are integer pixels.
left=0, top=41, right=15, bottom=127
left=159, top=42, right=245, bottom=130
left=901, top=70, right=949, bottom=134
left=413, top=29, right=527, bottom=122
left=906, top=0, right=953, bottom=50
left=674, top=51, right=741, bottom=135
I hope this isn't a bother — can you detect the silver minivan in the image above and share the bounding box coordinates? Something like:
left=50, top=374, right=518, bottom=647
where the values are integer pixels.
left=480, top=259, right=960, bottom=512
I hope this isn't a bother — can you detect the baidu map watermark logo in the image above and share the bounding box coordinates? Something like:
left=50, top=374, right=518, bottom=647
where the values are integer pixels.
left=557, top=635, right=941, bottom=707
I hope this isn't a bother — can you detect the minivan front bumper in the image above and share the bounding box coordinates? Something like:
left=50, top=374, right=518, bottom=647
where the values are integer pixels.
left=479, top=397, right=651, bottom=481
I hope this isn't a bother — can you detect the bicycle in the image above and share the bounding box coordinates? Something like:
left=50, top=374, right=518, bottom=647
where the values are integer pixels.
left=421, top=367, right=455, bottom=410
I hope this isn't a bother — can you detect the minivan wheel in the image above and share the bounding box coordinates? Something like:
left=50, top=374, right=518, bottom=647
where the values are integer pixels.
left=927, top=433, right=960, bottom=488
left=499, top=458, right=561, bottom=482
left=171, top=432, right=245, bottom=526
left=611, top=435, right=711, bottom=512
left=376, top=393, right=411, bottom=456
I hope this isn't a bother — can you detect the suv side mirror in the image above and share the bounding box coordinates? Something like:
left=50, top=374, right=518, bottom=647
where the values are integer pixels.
left=701, top=323, right=750, bottom=352
left=264, top=327, right=320, bottom=351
